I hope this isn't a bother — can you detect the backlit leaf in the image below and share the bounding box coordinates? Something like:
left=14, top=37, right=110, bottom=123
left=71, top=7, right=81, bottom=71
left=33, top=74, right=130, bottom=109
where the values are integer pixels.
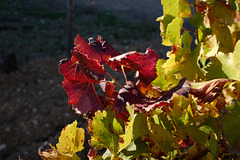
left=59, top=51, right=105, bottom=83
left=99, top=82, right=118, bottom=107
left=178, top=44, right=205, bottom=81
left=109, top=48, right=159, bottom=86
left=74, top=35, right=103, bottom=63
left=95, top=35, right=120, bottom=57
left=208, top=2, right=234, bottom=26
left=165, top=17, right=183, bottom=46
left=152, top=58, right=180, bottom=90
left=206, top=40, right=240, bottom=80
left=39, top=121, right=84, bottom=160
left=88, top=108, right=124, bottom=155
left=180, top=31, right=192, bottom=60
left=118, top=113, right=149, bottom=152
left=153, top=44, right=204, bottom=90
left=56, top=120, right=85, bottom=155
left=211, top=25, right=234, bottom=53
left=161, top=0, right=191, bottom=18
left=88, top=37, right=111, bottom=63
left=169, top=94, right=192, bottom=127
left=207, top=2, right=235, bottom=53
left=89, top=35, right=120, bottom=63
left=62, top=79, right=103, bottom=114
left=157, top=15, right=175, bottom=46
left=205, top=57, right=228, bottom=80
left=118, top=138, right=150, bottom=159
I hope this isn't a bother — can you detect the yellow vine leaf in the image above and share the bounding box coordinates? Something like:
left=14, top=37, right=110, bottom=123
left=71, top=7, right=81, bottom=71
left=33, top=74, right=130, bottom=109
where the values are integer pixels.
left=56, top=120, right=85, bottom=155
left=39, top=120, right=85, bottom=160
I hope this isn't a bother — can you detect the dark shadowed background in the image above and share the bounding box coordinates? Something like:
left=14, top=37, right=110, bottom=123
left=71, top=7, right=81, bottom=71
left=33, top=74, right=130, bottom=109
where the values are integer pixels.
left=0, top=0, right=170, bottom=159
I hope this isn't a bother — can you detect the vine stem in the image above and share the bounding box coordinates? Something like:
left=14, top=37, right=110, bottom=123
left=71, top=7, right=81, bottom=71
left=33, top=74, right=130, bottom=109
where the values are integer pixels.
left=121, top=65, right=128, bottom=85
left=177, top=142, right=197, bottom=159
left=182, top=27, right=197, bottom=34
left=105, top=71, right=124, bottom=88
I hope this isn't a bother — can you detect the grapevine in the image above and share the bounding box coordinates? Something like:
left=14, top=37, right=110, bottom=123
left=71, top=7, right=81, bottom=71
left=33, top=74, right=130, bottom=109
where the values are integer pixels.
left=39, top=0, right=240, bottom=159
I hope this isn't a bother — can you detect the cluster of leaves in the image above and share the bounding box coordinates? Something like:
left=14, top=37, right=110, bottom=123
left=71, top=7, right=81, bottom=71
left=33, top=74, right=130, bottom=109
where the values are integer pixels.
left=39, top=0, right=240, bottom=159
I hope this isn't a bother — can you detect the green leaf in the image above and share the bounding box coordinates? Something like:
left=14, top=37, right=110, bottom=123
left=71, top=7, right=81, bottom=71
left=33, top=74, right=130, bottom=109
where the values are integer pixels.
left=212, top=25, right=234, bottom=53
left=118, top=113, right=149, bottom=152
left=205, top=57, right=228, bottom=80
left=153, top=43, right=205, bottom=90
left=181, top=31, right=192, bottom=54
left=199, top=125, right=213, bottom=135
left=180, top=125, right=208, bottom=146
left=126, top=103, right=135, bottom=121
left=175, top=31, right=192, bottom=61
left=208, top=2, right=235, bottom=26
left=170, top=94, right=192, bottom=127
left=148, top=122, right=174, bottom=154
left=209, top=138, right=217, bottom=159
left=152, top=58, right=180, bottom=90
left=188, top=12, right=204, bottom=28
left=200, top=116, right=218, bottom=133
left=178, top=44, right=205, bottom=81
left=118, top=138, right=150, bottom=159
left=162, top=0, right=191, bottom=18
left=216, top=41, right=240, bottom=80
left=158, top=113, right=173, bottom=132
left=165, top=17, right=183, bottom=45
left=112, top=118, right=124, bottom=135
left=204, top=40, right=219, bottom=57
left=206, top=40, right=240, bottom=80
left=207, top=2, right=235, bottom=53
left=221, top=99, right=240, bottom=149
left=88, top=109, right=124, bottom=155
left=157, top=15, right=175, bottom=46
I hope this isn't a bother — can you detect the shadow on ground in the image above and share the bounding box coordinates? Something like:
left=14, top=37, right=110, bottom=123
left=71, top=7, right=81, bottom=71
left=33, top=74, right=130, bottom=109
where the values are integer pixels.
left=0, top=0, right=170, bottom=159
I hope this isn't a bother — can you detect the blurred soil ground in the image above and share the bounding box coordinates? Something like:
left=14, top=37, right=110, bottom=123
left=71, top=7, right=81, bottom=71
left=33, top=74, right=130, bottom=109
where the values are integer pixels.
left=0, top=0, right=170, bottom=159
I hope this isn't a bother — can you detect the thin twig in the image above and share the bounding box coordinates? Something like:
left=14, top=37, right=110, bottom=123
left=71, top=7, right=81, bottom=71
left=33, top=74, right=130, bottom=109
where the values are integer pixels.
left=182, top=27, right=197, bottom=34
left=177, top=142, right=197, bottom=159
left=105, top=71, right=124, bottom=88
left=121, top=65, right=128, bottom=85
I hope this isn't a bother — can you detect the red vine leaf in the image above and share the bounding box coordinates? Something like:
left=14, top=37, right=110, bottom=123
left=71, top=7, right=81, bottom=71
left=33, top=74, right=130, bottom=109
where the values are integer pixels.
left=114, top=81, right=169, bottom=112
left=74, top=35, right=120, bottom=64
left=59, top=51, right=105, bottom=83
left=99, top=82, right=118, bottom=107
left=115, top=78, right=191, bottom=112
left=88, top=37, right=111, bottom=63
left=62, top=79, right=103, bottom=114
left=89, top=35, right=120, bottom=63
left=74, top=34, right=103, bottom=62
left=97, top=35, right=120, bottom=57
left=109, top=48, right=159, bottom=86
